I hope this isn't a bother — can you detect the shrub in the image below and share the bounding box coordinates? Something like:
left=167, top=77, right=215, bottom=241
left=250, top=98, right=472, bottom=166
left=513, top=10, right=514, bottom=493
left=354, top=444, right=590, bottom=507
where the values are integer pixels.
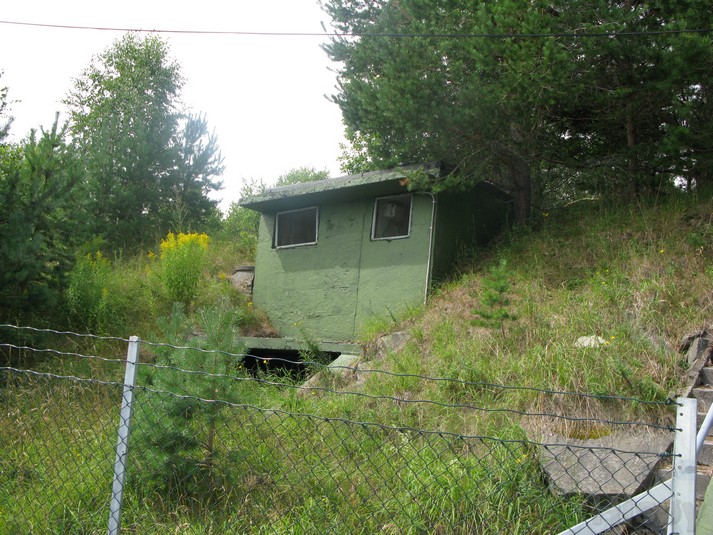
left=472, top=259, right=517, bottom=336
left=159, top=231, right=210, bottom=308
left=133, top=300, right=246, bottom=504
left=66, top=253, right=113, bottom=332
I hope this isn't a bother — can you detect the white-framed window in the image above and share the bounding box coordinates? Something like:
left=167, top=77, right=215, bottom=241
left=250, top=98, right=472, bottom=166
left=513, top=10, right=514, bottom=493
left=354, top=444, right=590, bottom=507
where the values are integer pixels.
left=275, top=206, right=319, bottom=248
left=371, top=194, right=413, bottom=240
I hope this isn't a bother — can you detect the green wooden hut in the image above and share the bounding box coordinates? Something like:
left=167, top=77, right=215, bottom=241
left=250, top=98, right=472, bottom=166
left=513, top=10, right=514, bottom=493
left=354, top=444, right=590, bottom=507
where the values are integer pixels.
left=240, top=162, right=511, bottom=344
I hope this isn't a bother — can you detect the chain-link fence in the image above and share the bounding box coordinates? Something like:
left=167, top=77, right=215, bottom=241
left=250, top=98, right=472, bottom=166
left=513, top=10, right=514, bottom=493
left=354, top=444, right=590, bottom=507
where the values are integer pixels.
left=0, top=326, right=693, bottom=534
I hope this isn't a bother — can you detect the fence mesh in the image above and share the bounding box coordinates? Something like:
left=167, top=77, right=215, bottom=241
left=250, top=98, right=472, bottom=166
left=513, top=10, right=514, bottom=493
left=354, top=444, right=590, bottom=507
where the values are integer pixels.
left=0, top=331, right=684, bottom=534
left=0, top=370, right=123, bottom=533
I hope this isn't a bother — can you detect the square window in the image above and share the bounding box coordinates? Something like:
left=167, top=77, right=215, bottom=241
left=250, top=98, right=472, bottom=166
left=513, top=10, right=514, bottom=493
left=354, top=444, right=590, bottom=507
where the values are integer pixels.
left=372, top=194, right=412, bottom=240
left=275, top=206, right=318, bottom=248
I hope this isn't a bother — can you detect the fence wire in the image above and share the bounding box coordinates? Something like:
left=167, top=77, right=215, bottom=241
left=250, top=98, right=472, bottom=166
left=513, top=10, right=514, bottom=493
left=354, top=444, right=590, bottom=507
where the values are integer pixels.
left=0, top=370, right=123, bottom=534
left=0, top=332, right=685, bottom=534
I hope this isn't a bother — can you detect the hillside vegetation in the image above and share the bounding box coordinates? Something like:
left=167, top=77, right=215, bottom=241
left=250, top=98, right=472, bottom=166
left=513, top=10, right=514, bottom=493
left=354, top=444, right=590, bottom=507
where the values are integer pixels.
left=291, top=191, right=712, bottom=439
left=15, top=190, right=713, bottom=423
left=3, top=190, right=712, bottom=534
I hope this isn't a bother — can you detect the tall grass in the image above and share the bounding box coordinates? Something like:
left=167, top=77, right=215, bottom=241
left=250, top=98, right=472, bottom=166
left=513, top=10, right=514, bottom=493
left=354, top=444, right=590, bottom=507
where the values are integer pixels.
left=2, top=192, right=711, bottom=532
left=0, top=372, right=120, bottom=534
left=342, top=193, right=712, bottom=429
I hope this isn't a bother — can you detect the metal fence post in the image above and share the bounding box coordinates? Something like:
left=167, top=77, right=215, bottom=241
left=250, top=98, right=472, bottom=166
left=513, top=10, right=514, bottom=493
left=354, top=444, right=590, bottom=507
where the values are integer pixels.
left=669, top=396, right=697, bottom=535
left=107, top=336, right=140, bottom=535
left=557, top=397, right=694, bottom=535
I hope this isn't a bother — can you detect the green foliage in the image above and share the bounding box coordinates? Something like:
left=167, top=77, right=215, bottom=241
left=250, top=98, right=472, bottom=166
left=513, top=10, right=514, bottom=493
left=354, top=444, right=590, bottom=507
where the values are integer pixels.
left=158, top=231, right=210, bottom=308
left=221, top=205, right=258, bottom=260
left=337, top=128, right=381, bottom=175
left=133, top=300, right=245, bottom=503
left=66, top=253, right=113, bottom=332
left=275, top=165, right=330, bottom=186
left=65, top=33, right=223, bottom=251
left=221, top=178, right=266, bottom=260
left=167, top=113, right=225, bottom=233
left=0, top=117, right=85, bottom=324
left=322, top=1, right=713, bottom=217
left=0, top=70, right=12, bottom=141
left=65, top=249, right=170, bottom=336
left=472, top=259, right=516, bottom=335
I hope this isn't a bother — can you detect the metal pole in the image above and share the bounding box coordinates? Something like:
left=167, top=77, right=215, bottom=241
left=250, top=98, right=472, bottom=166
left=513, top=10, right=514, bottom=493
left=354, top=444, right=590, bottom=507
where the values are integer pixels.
left=669, top=396, right=697, bottom=535
left=107, top=336, right=140, bottom=535
left=697, top=400, right=713, bottom=454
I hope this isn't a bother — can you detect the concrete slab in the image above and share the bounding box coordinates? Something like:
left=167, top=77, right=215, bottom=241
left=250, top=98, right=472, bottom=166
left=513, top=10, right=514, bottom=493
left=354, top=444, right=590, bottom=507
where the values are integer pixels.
left=328, top=353, right=360, bottom=368
left=539, top=432, right=672, bottom=498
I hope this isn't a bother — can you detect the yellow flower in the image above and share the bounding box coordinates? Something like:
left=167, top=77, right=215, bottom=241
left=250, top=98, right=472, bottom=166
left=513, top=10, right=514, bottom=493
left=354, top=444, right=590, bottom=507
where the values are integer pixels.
left=159, top=231, right=209, bottom=257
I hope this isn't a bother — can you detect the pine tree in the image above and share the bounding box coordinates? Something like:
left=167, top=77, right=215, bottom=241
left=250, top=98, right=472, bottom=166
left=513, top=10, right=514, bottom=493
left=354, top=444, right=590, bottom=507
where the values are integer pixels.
left=472, top=260, right=516, bottom=337
left=133, top=300, right=245, bottom=502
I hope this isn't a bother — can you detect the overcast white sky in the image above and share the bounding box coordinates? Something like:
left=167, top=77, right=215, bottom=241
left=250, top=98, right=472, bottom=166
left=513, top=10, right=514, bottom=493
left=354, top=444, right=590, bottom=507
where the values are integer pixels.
left=0, top=1, right=346, bottom=210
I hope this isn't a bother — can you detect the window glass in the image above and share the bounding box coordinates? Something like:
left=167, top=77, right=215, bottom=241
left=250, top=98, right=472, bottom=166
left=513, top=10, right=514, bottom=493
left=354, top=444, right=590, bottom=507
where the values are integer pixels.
left=372, top=194, right=412, bottom=240
left=275, top=206, right=318, bottom=248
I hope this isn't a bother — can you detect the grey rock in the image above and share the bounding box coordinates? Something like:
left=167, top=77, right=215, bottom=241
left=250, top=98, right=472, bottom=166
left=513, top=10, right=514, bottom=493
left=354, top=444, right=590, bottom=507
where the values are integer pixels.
left=374, top=331, right=412, bottom=359
left=539, top=432, right=671, bottom=498
left=231, top=266, right=255, bottom=295
left=688, top=336, right=711, bottom=367
left=300, top=353, right=361, bottom=392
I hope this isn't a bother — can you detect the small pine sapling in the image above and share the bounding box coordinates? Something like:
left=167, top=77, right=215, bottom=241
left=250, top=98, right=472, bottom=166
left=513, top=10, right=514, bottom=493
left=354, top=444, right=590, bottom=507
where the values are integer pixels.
left=133, top=299, right=246, bottom=504
left=472, top=259, right=516, bottom=336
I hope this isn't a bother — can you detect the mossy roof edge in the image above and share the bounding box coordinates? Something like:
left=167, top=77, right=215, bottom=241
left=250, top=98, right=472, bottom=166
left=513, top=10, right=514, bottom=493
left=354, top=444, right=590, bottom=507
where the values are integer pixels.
left=240, top=162, right=445, bottom=212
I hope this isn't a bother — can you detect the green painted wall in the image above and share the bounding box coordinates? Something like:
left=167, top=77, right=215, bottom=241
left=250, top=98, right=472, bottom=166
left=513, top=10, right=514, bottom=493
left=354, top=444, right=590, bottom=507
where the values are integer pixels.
left=250, top=182, right=510, bottom=342
left=252, top=194, right=433, bottom=341
left=352, top=194, right=433, bottom=334
left=431, top=185, right=512, bottom=283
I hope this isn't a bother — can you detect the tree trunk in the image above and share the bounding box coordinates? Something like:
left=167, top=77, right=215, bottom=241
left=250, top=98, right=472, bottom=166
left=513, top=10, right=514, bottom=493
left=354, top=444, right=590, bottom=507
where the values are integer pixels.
left=625, top=99, right=640, bottom=195
left=508, top=154, right=532, bottom=225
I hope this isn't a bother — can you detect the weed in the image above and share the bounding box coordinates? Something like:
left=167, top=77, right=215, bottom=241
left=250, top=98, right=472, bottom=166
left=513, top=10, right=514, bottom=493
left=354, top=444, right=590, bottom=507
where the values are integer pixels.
left=159, top=231, right=210, bottom=309
left=66, top=252, right=113, bottom=332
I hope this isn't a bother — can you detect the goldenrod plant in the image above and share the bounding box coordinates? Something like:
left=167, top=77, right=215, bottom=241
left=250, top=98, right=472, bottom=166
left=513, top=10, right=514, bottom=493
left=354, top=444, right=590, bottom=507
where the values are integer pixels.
left=159, top=231, right=210, bottom=308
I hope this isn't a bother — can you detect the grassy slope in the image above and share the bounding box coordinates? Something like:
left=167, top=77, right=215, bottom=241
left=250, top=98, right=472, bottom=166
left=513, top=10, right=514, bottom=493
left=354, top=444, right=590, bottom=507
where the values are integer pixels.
left=295, top=191, right=713, bottom=437
left=4, top=191, right=713, bottom=533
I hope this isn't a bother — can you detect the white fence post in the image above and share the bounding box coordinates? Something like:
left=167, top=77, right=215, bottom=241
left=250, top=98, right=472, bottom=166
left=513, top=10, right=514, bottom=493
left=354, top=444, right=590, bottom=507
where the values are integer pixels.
left=107, top=336, right=140, bottom=535
left=669, top=396, right=697, bottom=535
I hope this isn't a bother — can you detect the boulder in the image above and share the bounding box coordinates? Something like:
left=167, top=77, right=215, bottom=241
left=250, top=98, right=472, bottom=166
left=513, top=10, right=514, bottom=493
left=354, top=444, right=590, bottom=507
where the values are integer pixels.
left=374, top=331, right=412, bottom=359
left=231, top=265, right=255, bottom=295
left=539, top=431, right=671, bottom=499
